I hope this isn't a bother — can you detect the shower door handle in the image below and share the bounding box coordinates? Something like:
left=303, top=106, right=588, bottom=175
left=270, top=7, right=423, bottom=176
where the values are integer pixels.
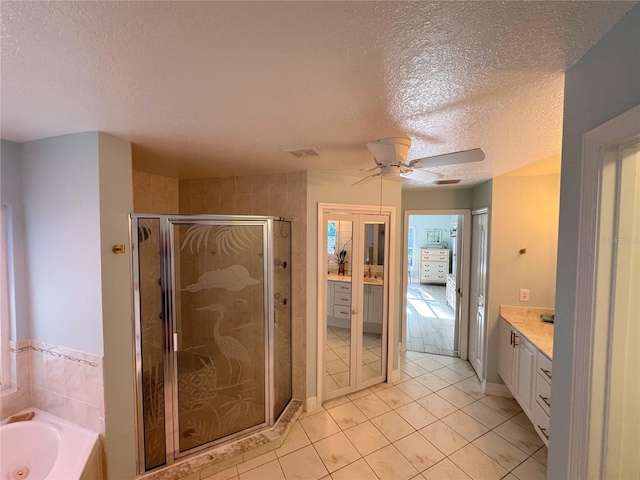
left=173, top=332, right=178, bottom=352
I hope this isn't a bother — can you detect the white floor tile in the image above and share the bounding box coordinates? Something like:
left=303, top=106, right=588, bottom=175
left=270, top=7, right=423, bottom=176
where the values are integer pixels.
left=313, top=431, right=361, bottom=473
left=298, top=410, right=341, bottom=443
left=472, top=431, right=528, bottom=471
left=441, top=411, right=489, bottom=442
left=416, top=393, right=458, bottom=419
left=275, top=422, right=311, bottom=458
left=422, top=458, right=472, bottom=479
left=448, top=444, right=508, bottom=480
left=331, top=458, right=378, bottom=480
left=419, top=420, right=469, bottom=456
left=394, top=431, right=445, bottom=472
left=436, top=386, right=476, bottom=409
left=371, top=410, right=415, bottom=442
left=394, top=378, right=433, bottom=400
left=374, top=385, right=414, bottom=408
left=511, top=456, right=547, bottom=480
left=278, top=445, right=329, bottom=480
left=493, top=420, right=544, bottom=455
left=461, top=401, right=509, bottom=429
left=365, top=444, right=420, bottom=480
left=326, top=401, right=368, bottom=430
left=352, top=393, right=392, bottom=419
left=343, top=420, right=390, bottom=456
left=395, top=401, right=438, bottom=429
left=238, top=460, right=285, bottom=480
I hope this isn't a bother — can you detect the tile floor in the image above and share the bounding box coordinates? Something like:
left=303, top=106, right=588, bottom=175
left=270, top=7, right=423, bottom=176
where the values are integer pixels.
left=202, top=352, right=547, bottom=480
left=406, top=284, right=456, bottom=356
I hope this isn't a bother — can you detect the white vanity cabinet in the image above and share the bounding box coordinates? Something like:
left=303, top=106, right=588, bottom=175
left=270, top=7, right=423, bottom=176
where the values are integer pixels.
left=498, top=317, right=552, bottom=446
left=327, top=280, right=352, bottom=328
left=420, top=248, right=449, bottom=284
left=363, top=284, right=383, bottom=332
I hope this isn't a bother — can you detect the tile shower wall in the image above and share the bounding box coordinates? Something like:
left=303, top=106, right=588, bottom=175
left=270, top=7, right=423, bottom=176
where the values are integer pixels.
left=178, top=172, right=307, bottom=400
left=133, top=170, right=179, bottom=214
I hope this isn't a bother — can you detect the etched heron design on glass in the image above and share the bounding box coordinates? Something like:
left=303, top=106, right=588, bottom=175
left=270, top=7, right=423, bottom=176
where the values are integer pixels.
left=197, top=303, right=251, bottom=386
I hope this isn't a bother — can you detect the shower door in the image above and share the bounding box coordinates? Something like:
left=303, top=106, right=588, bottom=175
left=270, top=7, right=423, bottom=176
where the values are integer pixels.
left=133, top=215, right=291, bottom=472
left=171, top=219, right=268, bottom=457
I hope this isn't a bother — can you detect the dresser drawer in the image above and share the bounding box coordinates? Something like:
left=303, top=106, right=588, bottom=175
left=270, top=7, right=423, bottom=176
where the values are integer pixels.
left=537, top=351, right=552, bottom=382
left=535, top=373, right=551, bottom=415
left=421, top=273, right=446, bottom=283
left=334, top=293, right=351, bottom=306
left=422, top=254, right=449, bottom=262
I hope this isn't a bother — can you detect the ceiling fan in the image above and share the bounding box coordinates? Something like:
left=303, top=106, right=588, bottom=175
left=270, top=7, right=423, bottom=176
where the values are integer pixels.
left=353, top=137, right=485, bottom=186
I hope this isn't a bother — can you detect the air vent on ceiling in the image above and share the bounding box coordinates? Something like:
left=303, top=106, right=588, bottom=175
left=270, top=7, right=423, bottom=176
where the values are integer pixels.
left=436, top=179, right=461, bottom=185
left=284, top=147, right=322, bottom=158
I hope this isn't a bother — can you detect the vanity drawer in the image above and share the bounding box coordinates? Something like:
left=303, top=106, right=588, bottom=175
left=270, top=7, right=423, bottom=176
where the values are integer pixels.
left=536, top=373, right=551, bottom=415
left=537, top=351, right=552, bottom=383
left=332, top=306, right=351, bottom=320
left=533, top=401, right=550, bottom=447
left=334, top=293, right=351, bottom=306
left=334, top=282, right=352, bottom=293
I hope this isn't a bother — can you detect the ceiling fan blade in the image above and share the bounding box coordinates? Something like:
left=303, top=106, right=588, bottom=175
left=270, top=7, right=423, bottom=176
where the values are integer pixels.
left=366, top=142, right=398, bottom=165
left=403, top=169, right=443, bottom=184
left=352, top=173, right=381, bottom=186
left=414, top=148, right=485, bottom=168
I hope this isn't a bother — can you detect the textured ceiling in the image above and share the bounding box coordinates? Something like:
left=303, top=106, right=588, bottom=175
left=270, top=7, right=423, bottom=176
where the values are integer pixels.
left=1, top=1, right=635, bottom=187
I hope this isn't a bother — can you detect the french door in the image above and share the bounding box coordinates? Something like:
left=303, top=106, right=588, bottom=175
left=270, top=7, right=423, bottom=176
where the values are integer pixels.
left=321, top=210, right=390, bottom=401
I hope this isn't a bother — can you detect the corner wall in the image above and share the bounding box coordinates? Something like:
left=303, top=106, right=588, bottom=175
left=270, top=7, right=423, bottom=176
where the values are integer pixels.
left=485, top=174, right=560, bottom=385
left=549, top=4, right=640, bottom=478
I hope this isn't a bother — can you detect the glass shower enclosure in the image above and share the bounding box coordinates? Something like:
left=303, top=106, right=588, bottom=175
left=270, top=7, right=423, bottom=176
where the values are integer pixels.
left=131, top=215, right=292, bottom=472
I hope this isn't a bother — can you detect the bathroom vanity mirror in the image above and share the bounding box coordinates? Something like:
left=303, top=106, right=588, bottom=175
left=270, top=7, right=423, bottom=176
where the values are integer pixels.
left=365, top=223, right=385, bottom=265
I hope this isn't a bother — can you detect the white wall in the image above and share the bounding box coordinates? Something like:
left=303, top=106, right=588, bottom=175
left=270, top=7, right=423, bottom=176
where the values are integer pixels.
left=0, top=140, right=30, bottom=341
left=306, top=172, right=402, bottom=399
left=98, top=133, right=136, bottom=480
left=402, top=187, right=472, bottom=211
left=485, top=174, right=560, bottom=384
left=21, top=133, right=104, bottom=355
left=549, top=4, right=640, bottom=478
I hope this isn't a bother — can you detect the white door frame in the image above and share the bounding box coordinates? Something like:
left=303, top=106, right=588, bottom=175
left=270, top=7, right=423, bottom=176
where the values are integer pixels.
left=401, top=209, right=471, bottom=360
left=316, top=203, right=397, bottom=407
left=568, top=104, right=640, bottom=478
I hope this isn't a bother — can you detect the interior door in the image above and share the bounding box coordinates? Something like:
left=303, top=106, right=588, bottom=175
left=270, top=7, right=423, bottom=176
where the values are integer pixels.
left=323, top=212, right=389, bottom=401
left=468, top=210, right=487, bottom=381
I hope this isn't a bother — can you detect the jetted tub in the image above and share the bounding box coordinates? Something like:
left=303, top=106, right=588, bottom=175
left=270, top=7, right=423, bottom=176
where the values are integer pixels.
left=0, top=409, right=101, bottom=480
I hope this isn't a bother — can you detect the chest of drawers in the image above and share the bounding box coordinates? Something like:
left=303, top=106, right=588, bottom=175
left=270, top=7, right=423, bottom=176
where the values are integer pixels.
left=420, top=248, right=449, bottom=284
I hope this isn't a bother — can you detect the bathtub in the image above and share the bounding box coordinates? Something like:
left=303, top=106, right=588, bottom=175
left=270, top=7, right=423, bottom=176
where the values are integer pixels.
left=0, top=408, right=101, bottom=480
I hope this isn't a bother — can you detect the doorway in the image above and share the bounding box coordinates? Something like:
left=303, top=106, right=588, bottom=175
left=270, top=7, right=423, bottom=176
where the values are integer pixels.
left=317, top=204, right=396, bottom=404
left=402, top=210, right=470, bottom=359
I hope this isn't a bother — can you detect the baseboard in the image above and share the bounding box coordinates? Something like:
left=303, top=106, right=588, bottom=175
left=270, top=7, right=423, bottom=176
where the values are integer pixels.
left=305, top=396, right=318, bottom=412
left=483, top=381, right=514, bottom=398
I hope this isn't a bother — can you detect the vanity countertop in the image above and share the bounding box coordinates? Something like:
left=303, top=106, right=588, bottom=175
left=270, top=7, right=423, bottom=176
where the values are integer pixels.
left=500, top=305, right=554, bottom=359
left=327, top=273, right=384, bottom=286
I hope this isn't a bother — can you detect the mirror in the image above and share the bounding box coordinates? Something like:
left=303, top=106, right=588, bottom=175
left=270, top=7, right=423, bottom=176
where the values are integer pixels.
left=365, top=223, right=385, bottom=265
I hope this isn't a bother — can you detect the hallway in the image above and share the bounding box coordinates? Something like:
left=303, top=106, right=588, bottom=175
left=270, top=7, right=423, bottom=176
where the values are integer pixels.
left=406, top=284, right=455, bottom=356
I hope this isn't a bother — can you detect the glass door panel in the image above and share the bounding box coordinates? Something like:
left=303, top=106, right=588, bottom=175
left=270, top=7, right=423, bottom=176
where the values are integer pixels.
left=136, top=218, right=166, bottom=471
left=172, top=222, right=267, bottom=454
left=324, top=218, right=354, bottom=398
left=360, top=218, right=387, bottom=386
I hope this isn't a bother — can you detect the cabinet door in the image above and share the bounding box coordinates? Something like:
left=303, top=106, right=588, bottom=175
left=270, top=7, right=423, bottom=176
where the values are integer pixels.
left=498, top=319, right=515, bottom=392
left=368, top=285, right=383, bottom=324
left=514, top=334, right=537, bottom=418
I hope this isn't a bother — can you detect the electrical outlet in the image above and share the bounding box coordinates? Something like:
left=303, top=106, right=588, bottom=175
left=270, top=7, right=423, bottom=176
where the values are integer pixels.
left=520, top=289, right=530, bottom=302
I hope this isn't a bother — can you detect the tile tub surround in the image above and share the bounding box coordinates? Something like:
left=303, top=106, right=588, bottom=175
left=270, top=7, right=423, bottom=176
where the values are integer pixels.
left=136, top=400, right=303, bottom=480
left=0, top=339, right=106, bottom=437
left=0, top=339, right=32, bottom=419
left=499, top=306, right=554, bottom=358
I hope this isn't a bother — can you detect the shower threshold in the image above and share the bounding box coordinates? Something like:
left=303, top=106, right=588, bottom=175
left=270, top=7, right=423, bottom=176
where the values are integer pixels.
left=136, top=399, right=303, bottom=480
